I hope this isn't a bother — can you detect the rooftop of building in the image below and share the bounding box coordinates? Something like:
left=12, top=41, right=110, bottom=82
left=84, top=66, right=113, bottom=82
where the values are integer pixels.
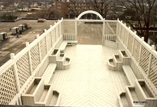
left=0, top=10, right=157, bottom=107
left=0, top=20, right=55, bottom=66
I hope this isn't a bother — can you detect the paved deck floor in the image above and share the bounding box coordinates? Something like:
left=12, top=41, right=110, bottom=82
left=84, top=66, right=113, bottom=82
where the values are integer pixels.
left=50, top=45, right=129, bottom=107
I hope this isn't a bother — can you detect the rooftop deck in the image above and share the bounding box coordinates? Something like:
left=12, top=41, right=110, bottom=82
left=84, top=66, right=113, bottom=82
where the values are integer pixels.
left=0, top=11, right=157, bottom=107
left=52, top=45, right=128, bottom=106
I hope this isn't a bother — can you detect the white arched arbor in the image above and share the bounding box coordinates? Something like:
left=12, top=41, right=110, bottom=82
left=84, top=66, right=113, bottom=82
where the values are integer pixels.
left=75, top=10, right=105, bottom=44
left=77, top=10, right=104, bottom=20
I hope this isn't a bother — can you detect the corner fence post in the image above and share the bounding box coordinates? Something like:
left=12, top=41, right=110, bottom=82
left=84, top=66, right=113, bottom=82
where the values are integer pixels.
left=36, top=34, right=42, bottom=62
left=26, top=42, right=33, bottom=74
left=75, top=18, right=78, bottom=41
left=102, top=18, right=105, bottom=45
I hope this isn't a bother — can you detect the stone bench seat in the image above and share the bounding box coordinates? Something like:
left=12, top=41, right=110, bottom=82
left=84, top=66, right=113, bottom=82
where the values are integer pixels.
left=42, top=63, right=57, bottom=84
left=122, top=65, right=137, bottom=86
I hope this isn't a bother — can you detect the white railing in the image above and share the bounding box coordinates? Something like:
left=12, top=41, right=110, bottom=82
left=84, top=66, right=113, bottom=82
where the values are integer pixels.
left=63, top=33, right=76, bottom=41
left=117, top=19, right=157, bottom=96
left=0, top=18, right=157, bottom=105
left=63, top=19, right=117, bottom=42
left=0, top=19, right=63, bottom=105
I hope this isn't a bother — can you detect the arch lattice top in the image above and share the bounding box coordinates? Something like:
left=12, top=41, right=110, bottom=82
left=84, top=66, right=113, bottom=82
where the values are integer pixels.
left=77, top=10, right=104, bottom=20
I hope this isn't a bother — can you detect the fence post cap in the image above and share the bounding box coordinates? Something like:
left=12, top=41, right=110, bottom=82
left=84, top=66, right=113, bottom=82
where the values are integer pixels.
left=26, top=42, right=29, bottom=47
left=36, top=34, right=40, bottom=39
left=10, top=53, right=15, bottom=59
left=151, top=45, right=155, bottom=50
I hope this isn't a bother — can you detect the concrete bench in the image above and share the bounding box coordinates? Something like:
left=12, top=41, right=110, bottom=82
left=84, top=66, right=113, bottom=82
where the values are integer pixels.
left=59, top=41, right=77, bottom=53
left=59, top=41, right=68, bottom=53
left=42, top=63, right=57, bottom=84
left=122, top=65, right=137, bottom=86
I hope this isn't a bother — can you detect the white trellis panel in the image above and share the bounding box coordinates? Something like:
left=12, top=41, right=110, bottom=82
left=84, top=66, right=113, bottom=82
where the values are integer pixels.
left=0, top=66, right=18, bottom=104
left=127, top=34, right=133, bottom=53
left=149, top=56, right=157, bottom=88
left=104, top=22, right=116, bottom=35
left=16, top=52, right=31, bottom=87
left=30, top=44, right=40, bottom=71
left=133, top=39, right=141, bottom=62
left=40, top=37, right=47, bottom=60
left=46, top=33, right=52, bottom=52
left=139, top=46, right=150, bottom=74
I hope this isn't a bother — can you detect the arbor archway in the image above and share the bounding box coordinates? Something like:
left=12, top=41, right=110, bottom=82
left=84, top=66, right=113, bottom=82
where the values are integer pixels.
left=76, top=10, right=104, bottom=45
left=77, top=10, right=104, bottom=20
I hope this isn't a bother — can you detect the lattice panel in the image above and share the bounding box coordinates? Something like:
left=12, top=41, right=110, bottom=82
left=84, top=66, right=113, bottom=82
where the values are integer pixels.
left=105, top=22, right=116, bottom=34
left=149, top=55, right=157, bottom=88
left=46, top=33, right=52, bottom=52
left=116, top=23, right=119, bottom=36
left=127, top=34, right=133, bottom=53
left=117, top=24, right=121, bottom=37
left=40, top=37, right=47, bottom=60
left=121, top=28, right=125, bottom=41
left=133, top=39, right=141, bottom=62
left=30, top=44, right=40, bottom=71
left=58, top=24, right=61, bottom=37
left=51, top=29, right=55, bottom=45
left=0, top=66, right=17, bottom=104
left=16, top=52, right=31, bottom=87
left=123, top=30, right=129, bottom=45
left=56, top=26, right=59, bottom=40
left=139, top=46, right=150, bottom=74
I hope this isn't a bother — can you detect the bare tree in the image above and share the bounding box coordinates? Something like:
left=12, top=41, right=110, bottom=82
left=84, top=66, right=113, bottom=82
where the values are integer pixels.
left=67, top=0, right=113, bottom=19
left=89, top=0, right=112, bottom=18
left=116, top=0, right=157, bottom=43
left=35, top=8, right=59, bottom=19
left=67, top=1, right=84, bottom=18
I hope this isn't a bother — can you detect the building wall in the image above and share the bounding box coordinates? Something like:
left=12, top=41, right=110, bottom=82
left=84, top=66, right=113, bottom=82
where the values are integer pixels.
left=55, top=0, right=95, bottom=18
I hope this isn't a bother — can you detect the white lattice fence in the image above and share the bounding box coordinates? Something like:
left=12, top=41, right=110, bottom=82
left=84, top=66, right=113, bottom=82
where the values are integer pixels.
left=63, top=33, right=76, bottom=41
left=56, top=26, right=58, bottom=40
left=0, top=19, right=63, bottom=105
left=30, top=44, right=40, bottom=71
left=133, top=39, right=141, bottom=62
left=117, top=20, right=157, bottom=96
left=105, top=22, right=116, bottom=34
left=149, top=55, right=157, bottom=88
left=123, top=29, right=128, bottom=45
left=127, top=34, right=133, bottom=53
left=51, top=29, right=56, bottom=45
left=120, top=26, right=124, bottom=40
left=103, top=34, right=116, bottom=40
left=46, top=33, right=52, bottom=52
left=16, top=52, right=31, bottom=87
left=0, top=66, right=18, bottom=104
left=139, top=46, right=150, bottom=74
left=117, top=22, right=121, bottom=37
left=40, top=37, right=47, bottom=60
